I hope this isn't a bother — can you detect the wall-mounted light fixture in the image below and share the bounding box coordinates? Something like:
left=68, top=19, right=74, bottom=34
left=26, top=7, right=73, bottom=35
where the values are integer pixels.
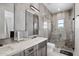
left=58, top=8, right=61, bottom=11
left=30, top=5, right=40, bottom=13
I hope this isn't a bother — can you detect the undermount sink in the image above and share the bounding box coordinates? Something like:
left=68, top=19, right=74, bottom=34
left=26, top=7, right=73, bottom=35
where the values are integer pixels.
left=28, top=35, right=37, bottom=39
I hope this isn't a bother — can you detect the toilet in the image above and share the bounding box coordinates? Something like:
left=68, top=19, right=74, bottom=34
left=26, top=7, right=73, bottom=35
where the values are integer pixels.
left=47, top=42, right=56, bottom=52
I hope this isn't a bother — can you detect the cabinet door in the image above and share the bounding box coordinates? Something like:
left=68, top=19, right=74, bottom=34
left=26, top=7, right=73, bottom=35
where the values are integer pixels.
left=15, top=4, right=25, bottom=31
left=41, top=41, right=47, bottom=56
left=37, top=40, right=47, bottom=56
left=34, top=50, right=37, bottom=56
left=33, top=45, right=38, bottom=56
left=41, top=46, right=47, bottom=56
left=37, top=49, right=42, bottom=56
left=24, top=50, right=29, bottom=56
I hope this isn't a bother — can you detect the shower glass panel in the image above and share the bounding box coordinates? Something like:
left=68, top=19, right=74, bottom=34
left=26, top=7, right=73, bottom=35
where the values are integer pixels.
left=58, top=19, right=64, bottom=41
left=50, top=9, right=75, bottom=52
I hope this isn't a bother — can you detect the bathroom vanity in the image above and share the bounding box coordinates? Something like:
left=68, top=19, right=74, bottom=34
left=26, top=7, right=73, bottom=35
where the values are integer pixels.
left=0, top=37, right=47, bottom=56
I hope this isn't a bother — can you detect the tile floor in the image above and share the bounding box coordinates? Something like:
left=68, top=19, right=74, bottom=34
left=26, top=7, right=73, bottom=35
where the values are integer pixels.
left=47, top=43, right=67, bottom=56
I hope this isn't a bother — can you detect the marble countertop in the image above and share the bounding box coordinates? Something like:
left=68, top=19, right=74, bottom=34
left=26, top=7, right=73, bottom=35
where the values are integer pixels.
left=0, top=37, right=47, bottom=56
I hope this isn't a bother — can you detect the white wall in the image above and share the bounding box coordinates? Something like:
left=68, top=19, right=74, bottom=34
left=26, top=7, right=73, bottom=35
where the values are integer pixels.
left=74, top=16, right=79, bottom=55
left=0, top=9, right=6, bottom=39
left=15, top=4, right=26, bottom=31
left=0, top=3, right=14, bottom=39
left=74, top=3, right=79, bottom=56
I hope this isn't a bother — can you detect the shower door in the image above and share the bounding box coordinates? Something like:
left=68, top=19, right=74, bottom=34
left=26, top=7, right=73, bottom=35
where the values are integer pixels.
left=50, top=17, right=66, bottom=48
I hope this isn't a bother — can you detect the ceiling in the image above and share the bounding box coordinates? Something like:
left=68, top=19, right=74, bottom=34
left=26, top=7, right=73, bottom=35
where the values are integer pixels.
left=44, top=3, right=74, bottom=14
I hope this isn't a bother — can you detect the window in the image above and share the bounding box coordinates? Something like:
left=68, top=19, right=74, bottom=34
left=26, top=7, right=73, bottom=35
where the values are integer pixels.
left=44, top=21, right=47, bottom=29
left=58, top=19, right=64, bottom=28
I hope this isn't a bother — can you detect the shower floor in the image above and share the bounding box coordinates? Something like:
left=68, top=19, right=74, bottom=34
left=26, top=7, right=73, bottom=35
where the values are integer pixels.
left=49, top=39, right=73, bottom=52
left=47, top=42, right=73, bottom=56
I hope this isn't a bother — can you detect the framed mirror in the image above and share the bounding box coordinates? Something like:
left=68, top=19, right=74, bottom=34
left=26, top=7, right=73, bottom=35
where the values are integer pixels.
left=33, top=14, right=39, bottom=35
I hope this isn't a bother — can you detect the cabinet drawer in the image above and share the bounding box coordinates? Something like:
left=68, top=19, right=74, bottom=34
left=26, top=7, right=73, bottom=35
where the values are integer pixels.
left=24, top=45, right=38, bottom=56
left=25, top=47, right=34, bottom=55
left=37, top=49, right=42, bottom=56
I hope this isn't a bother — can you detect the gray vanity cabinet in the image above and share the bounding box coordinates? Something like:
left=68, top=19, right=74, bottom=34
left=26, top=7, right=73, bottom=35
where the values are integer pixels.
left=24, top=40, right=47, bottom=56
left=37, top=48, right=42, bottom=56
left=12, top=40, right=47, bottom=56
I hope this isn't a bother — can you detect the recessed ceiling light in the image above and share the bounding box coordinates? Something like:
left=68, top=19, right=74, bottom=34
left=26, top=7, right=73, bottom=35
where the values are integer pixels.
left=58, top=8, right=61, bottom=11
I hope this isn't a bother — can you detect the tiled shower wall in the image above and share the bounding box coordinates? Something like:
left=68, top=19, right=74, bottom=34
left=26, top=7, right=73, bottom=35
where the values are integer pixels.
left=50, top=7, right=75, bottom=48
left=38, top=4, right=52, bottom=38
